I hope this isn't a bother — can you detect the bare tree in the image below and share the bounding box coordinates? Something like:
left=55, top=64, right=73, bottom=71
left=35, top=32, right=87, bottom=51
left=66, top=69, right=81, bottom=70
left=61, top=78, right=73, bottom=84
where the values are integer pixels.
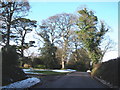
left=40, top=16, right=59, bottom=44
left=56, top=13, right=78, bottom=68
left=38, top=13, right=77, bottom=69
left=100, top=38, right=116, bottom=62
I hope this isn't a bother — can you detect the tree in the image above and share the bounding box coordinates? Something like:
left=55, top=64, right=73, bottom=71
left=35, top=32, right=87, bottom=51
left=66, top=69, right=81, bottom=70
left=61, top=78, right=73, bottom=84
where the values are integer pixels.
left=56, top=13, right=78, bottom=69
left=76, top=8, right=109, bottom=64
left=0, top=0, right=30, bottom=46
left=55, top=47, right=64, bottom=67
left=66, top=48, right=91, bottom=71
left=32, top=57, right=44, bottom=68
left=37, top=26, right=60, bottom=69
left=100, top=38, right=116, bottom=62
left=68, top=32, right=82, bottom=62
left=40, top=13, right=77, bottom=69
left=11, top=18, right=37, bottom=57
left=0, top=1, right=31, bottom=85
left=40, top=16, right=59, bottom=44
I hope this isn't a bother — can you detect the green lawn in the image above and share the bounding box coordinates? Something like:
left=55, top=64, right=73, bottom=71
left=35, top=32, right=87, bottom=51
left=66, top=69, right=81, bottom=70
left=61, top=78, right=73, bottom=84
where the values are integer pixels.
left=26, top=70, right=68, bottom=75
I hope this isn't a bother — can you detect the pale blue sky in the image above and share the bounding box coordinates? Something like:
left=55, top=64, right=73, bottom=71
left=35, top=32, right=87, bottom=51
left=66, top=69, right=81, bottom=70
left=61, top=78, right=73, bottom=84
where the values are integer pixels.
left=26, top=2, right=118, bottom=44
left=25, top=2, right=118, bottom=60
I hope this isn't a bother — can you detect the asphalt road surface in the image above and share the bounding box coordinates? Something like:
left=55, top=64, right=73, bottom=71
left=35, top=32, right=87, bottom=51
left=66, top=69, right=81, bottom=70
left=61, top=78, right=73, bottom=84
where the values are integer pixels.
left=33, top=72, right=109, bottom=88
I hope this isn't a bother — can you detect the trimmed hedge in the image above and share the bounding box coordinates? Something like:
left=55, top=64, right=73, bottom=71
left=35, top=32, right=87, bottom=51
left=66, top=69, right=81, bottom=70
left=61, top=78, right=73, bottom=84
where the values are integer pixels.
left=91, top=57, right=120, bottom=87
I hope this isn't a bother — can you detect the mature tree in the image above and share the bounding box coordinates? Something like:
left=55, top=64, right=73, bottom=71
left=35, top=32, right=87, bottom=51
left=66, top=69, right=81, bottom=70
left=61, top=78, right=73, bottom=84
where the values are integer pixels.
left=55, top=47, right=64, bottom=67
left=68, top=32, right=82, bottom=62
left=76, top=8, right=109, bottom=64
left=37, top=26, right=60, bottom=69
left=11, top=18, right=37, bottom=57
left=40, top=16, right=59, bottom=44
left=40, top=13, right=77, bottom=69
left=100, top=38, right=116, bottom=62
left=0, top=0, right=30, bottom=46
left=56, top=13, right=77, bottom=69
left=66, top=48, right=91, bottom=71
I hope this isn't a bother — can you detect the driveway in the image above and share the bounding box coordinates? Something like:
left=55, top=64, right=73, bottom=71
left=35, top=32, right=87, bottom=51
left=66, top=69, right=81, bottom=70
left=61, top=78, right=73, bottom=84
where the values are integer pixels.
left=32, top=72, right=109, bottom=88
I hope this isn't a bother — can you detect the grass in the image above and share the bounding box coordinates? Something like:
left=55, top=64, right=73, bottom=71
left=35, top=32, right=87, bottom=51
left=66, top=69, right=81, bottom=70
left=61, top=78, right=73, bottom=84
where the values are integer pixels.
left=26, top=70, right=68, bottom=75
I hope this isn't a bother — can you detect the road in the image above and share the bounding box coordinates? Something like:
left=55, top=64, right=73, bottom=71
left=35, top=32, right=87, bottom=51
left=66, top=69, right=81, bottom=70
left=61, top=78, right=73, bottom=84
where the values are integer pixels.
left=32, top=72, right=109, bottom=88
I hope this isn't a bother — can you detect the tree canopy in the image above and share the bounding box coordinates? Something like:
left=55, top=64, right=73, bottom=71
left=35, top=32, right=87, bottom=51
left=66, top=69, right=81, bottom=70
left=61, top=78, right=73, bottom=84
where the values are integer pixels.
left=76, top=8, right=109, bottom=64
left=0, top=0, right=30, bottom=45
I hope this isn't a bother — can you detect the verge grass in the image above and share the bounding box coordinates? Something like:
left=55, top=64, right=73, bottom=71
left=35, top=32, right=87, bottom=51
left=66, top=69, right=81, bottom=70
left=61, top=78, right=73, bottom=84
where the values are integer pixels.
left=26, top=70, right=68, bottom=75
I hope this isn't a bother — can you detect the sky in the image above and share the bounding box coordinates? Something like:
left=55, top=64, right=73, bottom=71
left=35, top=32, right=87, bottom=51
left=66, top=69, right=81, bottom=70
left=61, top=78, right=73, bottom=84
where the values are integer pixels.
left=25, top=1, right=118, bottom=61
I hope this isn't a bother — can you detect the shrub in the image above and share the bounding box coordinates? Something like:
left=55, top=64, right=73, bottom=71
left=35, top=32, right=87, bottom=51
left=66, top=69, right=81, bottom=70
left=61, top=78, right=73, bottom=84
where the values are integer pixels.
left=23, top=64, right=31, bottom=68
left=34, top=65, right=46, bottom=69
left=2, top=45, right=19, bottom=67
left=38, top=56, right=61, bottom=69
left=91, top=57, right=119, bottom=87
left=2, top=45, right=26, bottom=86
left=66, top=61, right=88, bottom=71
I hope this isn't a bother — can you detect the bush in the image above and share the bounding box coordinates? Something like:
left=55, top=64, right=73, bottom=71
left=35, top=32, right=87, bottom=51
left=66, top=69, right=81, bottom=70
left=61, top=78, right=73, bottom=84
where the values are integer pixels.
left=38, top=56, right=61, bottom=69
left=46, top=58, right=61, bottom=69
left=2, top=45, right=26, bottom=86
left=91, top=57, right=119, bottom=87
left=23, top=64, right=31, bottom=68
left=66, top=61, right=88, bottom=71
left=34, top=65, right=46, bottom=69
left=32, top=57, right=44, bottom=68
left=2, top=45, right=19, bottom=67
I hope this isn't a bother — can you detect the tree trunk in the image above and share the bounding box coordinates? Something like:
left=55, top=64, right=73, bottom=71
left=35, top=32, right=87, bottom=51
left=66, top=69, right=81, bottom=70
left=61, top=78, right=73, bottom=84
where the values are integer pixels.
left=21, top=30, right=27, bottom=57
left=6, top=3, right=14, bottom=46
left=21, top=38, right=24, bottom=57
left=20, top=37, right=24, bottom=67
left=6, top=24, right=10, bottom=46
left=21, top=48, right=24, bottom=57
left=61, top=58, right=65, bottom=69
left=6, top=15, right=12, bottom=46
left=21, top=37, right=24, bottom=57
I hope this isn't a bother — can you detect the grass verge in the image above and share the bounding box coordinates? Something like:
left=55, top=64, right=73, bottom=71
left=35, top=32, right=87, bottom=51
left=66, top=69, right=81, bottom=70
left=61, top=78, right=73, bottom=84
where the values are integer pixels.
left=26, top=70, right=68, bottom=75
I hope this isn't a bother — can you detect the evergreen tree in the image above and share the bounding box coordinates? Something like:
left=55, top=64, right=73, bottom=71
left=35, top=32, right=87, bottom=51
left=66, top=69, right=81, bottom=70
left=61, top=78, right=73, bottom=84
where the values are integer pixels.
left=76, top=8, right=109, bottom=64
left=12, top=18, right=37, bottom=57
left=38, top=27, right=60, bottom=69
left=0, top=0, right=30, bottom=46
